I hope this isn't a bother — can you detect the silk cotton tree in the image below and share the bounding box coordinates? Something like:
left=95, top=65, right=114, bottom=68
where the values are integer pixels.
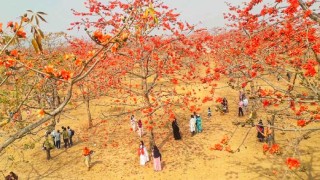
left=71, top=0, right=214, bottom=148
left=209, top=0, right=320, bottom=178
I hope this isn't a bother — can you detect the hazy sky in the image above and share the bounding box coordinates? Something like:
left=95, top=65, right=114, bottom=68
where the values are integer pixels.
left=0, top=0, right=232, bottom=37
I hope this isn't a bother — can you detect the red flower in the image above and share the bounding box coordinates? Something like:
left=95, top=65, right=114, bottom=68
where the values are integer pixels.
left=213, top=143, right=223, bottom=151
left=220, top=135, right=229, bottom=145
left=286, top=157, right=300, bottom=169
left=215, top=97, right=223, bottom=103
left=60, top=69, right=71, bottom=80
left=263, top=144, right=269, bottom=153
left=10, top=49, right=18, bottom=57
left=262, top=100, right=271, bottom=107
left=269, top=144, right=280, bottom=154
left=171, top=78, right=178, bottom=85
left=17, top=30, right=26, bottom=38
left=241, top=82, right=247, bottom=88
left=297, top=120, right=306, bottom=127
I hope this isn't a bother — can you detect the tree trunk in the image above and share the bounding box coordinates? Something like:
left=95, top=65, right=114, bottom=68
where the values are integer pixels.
left=85, top=95, right=92, bottom=128
left=270, top=114, right=276, bottom=145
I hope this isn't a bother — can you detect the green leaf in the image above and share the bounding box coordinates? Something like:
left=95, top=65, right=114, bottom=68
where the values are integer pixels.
left=37, top=14, right=47, bottom=23
left=37, top=11, right=47, bottom=15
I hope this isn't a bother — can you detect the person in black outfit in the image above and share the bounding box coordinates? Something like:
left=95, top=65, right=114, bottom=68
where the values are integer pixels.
left=256, top=120, right=264, bottom=142
left=172, top=118, right=181, bottom=140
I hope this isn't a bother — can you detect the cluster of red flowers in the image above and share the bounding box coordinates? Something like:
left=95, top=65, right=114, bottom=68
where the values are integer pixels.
left=263, top=144, right=280, bottom=155
left=286, top=157, right=300, bottom=169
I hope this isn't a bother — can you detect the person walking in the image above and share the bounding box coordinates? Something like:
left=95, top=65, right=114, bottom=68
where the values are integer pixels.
left=62, top=127, right=69, bottom=149
left=43, top=135, right=54, bottom=160
left=137, top=119, right=143, bottom=138
left=138, top=141, right=149, bottom=166
left=190, top=115, right=196, bottom=136
left=172, top=118, right=181, bottom=140
left=152, top=145, right=162, bottom=171
left=83, top=147, right=92, bottom=171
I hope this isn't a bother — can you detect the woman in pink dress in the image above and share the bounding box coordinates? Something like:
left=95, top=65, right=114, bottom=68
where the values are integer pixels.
left=152, top=145, right=162, bottom=171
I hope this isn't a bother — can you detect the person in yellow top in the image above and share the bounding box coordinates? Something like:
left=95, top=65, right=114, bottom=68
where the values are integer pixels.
left=43, top=135, right=54, bottom=160
left=62, top=127, right=69, bottom=149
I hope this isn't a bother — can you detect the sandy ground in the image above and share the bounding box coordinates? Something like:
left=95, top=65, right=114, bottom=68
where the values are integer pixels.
left=1, top=79, right=320, bottom=180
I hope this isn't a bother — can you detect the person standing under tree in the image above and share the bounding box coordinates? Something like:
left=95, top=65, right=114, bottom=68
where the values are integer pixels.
left=152, top=145, right=162, bottom=171
left=256, top=120, right=264, bottom=142
left=67, top=126, right=74, bottom=146
left=43, top=135, right=54, bottom=160
left=171, top=118, right=181, bottom=140
left=130, top=115, right=137, bottom=132
left=238, top=100, right=244, bottom=117
left=196, top=115, right=203, bottom=133
left=190, top=115, right=196, bottom=136
left=50, top=129, right=56, bottom=148
left=55, top=130, right=61, bottom=149
left=62, top=127, right=69, bottom=149
left=265, top=121, right=273, bottom=146
left=207, top=107, right=212, bottom=118
left=138, top=141, right=149, bottom=166
left=137, top=119, right=143, bottom=138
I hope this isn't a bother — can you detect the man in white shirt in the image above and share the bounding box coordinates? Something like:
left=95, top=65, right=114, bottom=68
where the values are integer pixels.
left=190, top=115, right=196, bottom=136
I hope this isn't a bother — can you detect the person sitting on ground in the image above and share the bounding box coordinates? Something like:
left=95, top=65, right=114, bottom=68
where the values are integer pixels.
left=221, top=97, right=228, bottom=113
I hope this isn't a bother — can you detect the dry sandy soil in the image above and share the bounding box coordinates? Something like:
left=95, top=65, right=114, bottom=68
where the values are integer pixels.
left=1, top=78, right=320, bottom=180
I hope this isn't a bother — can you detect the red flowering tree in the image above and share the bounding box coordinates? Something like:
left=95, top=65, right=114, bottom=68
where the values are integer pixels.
left=209, top=0, right=320, bottom=178
left=70, top=0, right=214, bottom=148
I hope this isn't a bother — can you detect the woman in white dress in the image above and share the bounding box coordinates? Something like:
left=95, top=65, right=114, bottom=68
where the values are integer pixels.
left=130, top=115, right=136, bottom=132
left=138, top=141, right=149, bottom=165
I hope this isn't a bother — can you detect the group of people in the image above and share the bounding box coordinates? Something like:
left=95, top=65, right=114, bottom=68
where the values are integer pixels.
left=256, top=120, right=273, bottom=145
left=190, top=113, right=203, bottom=136
left=43, top=126, right=75, bottom=160
left=138, top=141, right=162, bottom=171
